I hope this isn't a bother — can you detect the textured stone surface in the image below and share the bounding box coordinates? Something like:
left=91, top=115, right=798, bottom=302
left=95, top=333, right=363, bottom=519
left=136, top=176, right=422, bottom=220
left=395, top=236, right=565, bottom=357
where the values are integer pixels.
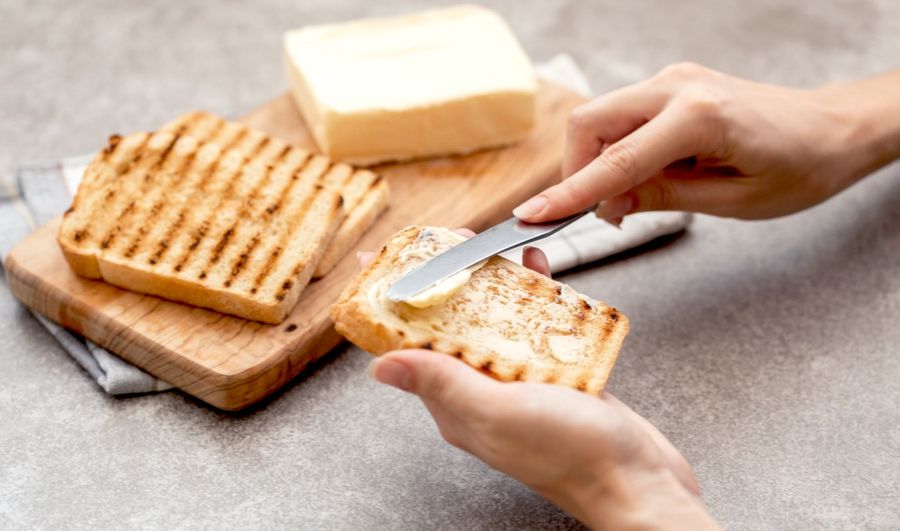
left=2, top=1, right=900, bottom=529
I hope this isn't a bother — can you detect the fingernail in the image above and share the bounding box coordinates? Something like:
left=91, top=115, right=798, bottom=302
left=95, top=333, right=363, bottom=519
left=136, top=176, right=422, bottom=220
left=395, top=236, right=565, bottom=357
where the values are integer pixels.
left=369, top=358, right=412, bottom=391
left=356, top=251, right=364, bottom=260
left=513, top=196, right=548, bottom=219
left=594, top=195, right=633, bottom=221
left=606, top=216, right=625, bottom=230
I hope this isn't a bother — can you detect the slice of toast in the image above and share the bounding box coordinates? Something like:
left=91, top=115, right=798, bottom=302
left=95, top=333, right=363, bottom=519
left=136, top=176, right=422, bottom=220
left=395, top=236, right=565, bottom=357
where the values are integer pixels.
left=161, top=112, right=390, bottom=278
left=58, top=122, right=344, bottom=324
left=330, top=226, right=630, bottom=394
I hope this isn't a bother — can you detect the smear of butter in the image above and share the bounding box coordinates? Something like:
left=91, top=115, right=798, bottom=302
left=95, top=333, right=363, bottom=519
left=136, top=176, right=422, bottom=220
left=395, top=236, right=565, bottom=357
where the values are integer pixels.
left=548, top=335, right=584, bottom=364
left=402, top=259, right=488, bottom=308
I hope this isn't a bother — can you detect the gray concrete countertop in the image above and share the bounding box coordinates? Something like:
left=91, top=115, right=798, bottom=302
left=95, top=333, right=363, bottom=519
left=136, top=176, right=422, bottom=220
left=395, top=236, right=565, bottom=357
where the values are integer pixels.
left=2, top=1, right=899, bottom=529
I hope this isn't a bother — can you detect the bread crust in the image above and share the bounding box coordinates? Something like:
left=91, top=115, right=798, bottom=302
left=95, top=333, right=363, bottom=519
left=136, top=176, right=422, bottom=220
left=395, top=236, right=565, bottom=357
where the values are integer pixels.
left=313, top=175, right=390, bottom=278
left=331, top=226, right=629, bottom=394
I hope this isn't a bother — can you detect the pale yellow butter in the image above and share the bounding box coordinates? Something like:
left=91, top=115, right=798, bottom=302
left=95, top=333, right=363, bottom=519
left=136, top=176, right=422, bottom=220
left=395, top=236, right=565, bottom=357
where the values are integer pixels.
left=283, top=4, right=538, bottom=165
left=402, top=260, right=487, bottom=309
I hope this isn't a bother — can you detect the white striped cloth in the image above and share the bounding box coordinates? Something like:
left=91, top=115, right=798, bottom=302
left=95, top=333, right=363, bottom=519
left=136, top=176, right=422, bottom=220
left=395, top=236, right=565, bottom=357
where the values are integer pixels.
left=0, top=54, right=690, bottom=396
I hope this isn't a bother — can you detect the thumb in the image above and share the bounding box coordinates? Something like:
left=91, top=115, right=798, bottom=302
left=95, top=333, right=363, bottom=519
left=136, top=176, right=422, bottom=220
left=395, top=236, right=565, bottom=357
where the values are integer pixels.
left=369, top=349, right=501, bottom=415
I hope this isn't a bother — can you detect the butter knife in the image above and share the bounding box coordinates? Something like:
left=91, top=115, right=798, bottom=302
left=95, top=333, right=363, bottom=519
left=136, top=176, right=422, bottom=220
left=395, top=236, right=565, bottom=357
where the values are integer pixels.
left=386, top=209, right=591, bottom=303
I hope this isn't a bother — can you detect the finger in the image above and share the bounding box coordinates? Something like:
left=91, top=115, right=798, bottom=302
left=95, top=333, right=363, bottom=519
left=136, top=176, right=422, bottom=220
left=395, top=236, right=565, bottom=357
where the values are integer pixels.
left=564, top=82, right=671, bottom=178
left=593, top=194, right=634, bottom=224
left=356, top=251, right=376, bottom=269
left=522, top=246, right=551, bottom=278
left=515, top=105, right=706, bottom=222
left=454, top=228, right=476, bottom=238
left=625, top=174, right=749, bottom=217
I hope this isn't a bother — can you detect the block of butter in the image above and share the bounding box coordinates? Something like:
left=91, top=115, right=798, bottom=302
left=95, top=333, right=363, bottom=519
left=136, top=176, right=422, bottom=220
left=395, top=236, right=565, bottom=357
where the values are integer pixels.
left=283, top=4, right=538, bottom=165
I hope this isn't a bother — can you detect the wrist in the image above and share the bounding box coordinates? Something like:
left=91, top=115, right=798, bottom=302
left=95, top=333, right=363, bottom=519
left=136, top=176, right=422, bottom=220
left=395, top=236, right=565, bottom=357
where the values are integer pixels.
left=815, top=71, right=900, bottom=184
left=570, top=466, right=720, bottom=531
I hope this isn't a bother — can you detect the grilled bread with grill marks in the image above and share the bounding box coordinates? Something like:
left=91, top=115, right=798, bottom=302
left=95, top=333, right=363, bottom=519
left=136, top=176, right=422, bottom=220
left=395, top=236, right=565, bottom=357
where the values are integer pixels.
left=330, top=226, right=629, bottom=394
left=160, top=112, right=390, bottom=278
left=58, top=122, right=344, bottom=324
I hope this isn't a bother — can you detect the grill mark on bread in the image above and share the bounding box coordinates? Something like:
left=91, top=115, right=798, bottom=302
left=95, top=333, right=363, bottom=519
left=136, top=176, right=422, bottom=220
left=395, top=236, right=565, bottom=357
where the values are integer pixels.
left=123, top=202, right=163, bottom=258
left=270, top=185, right=339, bottom=301
left=100, top=201, right=135, bottom=249
left=198, top=227, right=235, bottom=279
left=168, top=131, right=260, bottom=275
left=146, top=128, right=183, bottom=175
left=146, top=121, right=232, bottom=265
left=95, top=133, right=181, bottom=251
left=197, top=158, right=276, bottom=280
left=122, top=144, right=199, bottom=258
left=224, top=236, right=261, bottom=288
left=221, top=146, right=294, bottom=287
left=603, top=318, right=616, bottom=337
left=99, top=134, right=123, bottom=162
left=168, top=112, right=207, bottom=137
left=264, top=158, right=326, bottom=217
left=173, top=220, right=209, bottom=272
left=247, top=136, right=271, bottom=159
left=72, top=133, right=152, bottom=245
left=249, top=159, right=326, bottom=296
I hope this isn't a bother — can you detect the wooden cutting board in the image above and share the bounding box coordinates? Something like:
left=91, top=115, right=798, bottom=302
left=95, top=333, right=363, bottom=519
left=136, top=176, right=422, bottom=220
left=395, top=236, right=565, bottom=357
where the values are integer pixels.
left=5, top=81, right=585, bottom=410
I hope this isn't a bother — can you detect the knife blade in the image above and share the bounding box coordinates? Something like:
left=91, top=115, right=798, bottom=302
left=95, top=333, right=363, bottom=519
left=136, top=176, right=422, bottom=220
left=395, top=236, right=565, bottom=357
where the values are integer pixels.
left=386, top=208, right=591, bottom=303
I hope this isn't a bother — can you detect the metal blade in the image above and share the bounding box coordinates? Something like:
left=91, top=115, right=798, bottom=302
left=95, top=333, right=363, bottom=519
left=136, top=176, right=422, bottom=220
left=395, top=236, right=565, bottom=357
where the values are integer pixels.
left=386, top=211, right=587, bottom=302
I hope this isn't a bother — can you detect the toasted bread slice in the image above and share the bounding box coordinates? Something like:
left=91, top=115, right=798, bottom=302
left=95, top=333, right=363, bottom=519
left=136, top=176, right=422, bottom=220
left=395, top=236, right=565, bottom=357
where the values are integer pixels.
left=330, top=226, right=630, bottom=394
left=58, top=123, right=345, bottom=324
left=313, top=165, right=389, bottom=277
left=161, top=111, right=390, bottom=278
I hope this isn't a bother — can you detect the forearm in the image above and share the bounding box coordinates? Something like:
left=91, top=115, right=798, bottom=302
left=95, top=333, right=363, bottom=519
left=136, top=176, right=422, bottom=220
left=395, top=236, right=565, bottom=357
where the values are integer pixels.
left=819, top=69, right=900, bottom=184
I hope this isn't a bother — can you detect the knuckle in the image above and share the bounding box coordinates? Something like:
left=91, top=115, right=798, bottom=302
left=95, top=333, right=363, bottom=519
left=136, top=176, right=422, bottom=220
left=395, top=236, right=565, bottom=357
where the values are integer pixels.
left=600, top=142, right=639, bottom=186
left=652, top=179, right=679, bottom=210
left=656, top=61, right=707, bottom=82
left=681, top=90, right=726, bottom=118
left=566, top=104, right=594, bottom=134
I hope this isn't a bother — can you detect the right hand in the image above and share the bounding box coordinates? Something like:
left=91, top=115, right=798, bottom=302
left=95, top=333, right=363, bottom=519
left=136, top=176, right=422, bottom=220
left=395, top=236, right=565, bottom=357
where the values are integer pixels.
left=514, top=63, right=896, bottom=223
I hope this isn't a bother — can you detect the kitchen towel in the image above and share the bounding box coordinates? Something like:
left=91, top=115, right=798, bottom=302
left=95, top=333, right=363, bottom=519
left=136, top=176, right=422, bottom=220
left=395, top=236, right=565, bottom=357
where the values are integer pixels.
left=0, top=53, right=690, bottom=396
left=0, top=164, right=174, bottom=394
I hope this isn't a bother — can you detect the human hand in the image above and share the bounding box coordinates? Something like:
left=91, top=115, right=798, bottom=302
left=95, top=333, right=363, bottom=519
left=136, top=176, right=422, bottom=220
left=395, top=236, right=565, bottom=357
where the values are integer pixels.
left=513, top=63, right=900, bottom=223
left=357, top=240, right=719, bottom=530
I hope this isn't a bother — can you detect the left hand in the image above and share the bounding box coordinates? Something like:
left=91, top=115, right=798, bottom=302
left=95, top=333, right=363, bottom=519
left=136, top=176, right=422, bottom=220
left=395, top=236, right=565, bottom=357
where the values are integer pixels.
left=356, top=238, right=718, bottom=530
